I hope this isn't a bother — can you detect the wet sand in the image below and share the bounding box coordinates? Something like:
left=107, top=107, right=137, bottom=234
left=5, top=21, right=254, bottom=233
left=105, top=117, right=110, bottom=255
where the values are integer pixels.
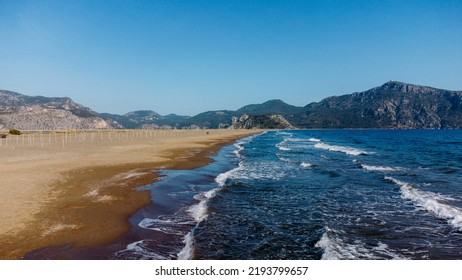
left=0, top=129, right=261, bottom=259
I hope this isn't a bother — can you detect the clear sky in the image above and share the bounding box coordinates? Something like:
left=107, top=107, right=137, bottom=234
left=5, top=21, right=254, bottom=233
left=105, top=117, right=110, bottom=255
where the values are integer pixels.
left=1, top=0, right=461, bottom=116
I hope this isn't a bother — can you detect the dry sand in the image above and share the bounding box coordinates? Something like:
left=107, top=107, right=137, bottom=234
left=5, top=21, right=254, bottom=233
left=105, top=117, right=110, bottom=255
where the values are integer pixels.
left=0, top=129, right=261, bottom=259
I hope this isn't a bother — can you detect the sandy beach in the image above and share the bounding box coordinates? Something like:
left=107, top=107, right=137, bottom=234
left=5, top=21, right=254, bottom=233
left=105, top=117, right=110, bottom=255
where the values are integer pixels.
left=0, top=129, right=261, bottom=259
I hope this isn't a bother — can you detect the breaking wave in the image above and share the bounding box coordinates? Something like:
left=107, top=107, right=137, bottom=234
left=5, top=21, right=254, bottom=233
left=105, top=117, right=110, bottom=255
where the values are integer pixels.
left=361, top=164, right=402, bottom=172
left=314, top=142, right=371, bottom=156
left=315, top=227, right=404, bottom=260
left=276, top=140, right=291, bottom=151
left=385, top=176, right=462, bottom=231
left=115, top=240, right=169, bottom=260
left=138, top=217, right=193, bottom=235
left=177, top=232, right=195, bottom=260
left=300, top=162, right=312, bottom=169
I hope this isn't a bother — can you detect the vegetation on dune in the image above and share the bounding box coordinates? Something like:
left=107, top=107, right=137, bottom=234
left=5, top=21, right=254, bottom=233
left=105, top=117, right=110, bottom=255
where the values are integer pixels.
left=9, top=128, right=21, bottom=135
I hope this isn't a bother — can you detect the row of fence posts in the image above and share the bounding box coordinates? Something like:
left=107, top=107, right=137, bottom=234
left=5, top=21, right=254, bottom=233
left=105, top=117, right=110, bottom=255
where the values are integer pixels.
left=0, top=129, right=207, bottom=150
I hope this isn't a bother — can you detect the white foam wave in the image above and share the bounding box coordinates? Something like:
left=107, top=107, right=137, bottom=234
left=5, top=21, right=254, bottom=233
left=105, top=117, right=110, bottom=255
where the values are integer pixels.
left=138, top=218, right=193, bottom=235
left=178, top=161, right=246, bottom=260
left=231, top=133, right=260, bottom=158
left=285, top=137, right=306, bottom=142
left=315, top=229, right=360, bottom=260
left=194, top=188, right=220, bottom=201
left=188, top=186, right=223, bottom=222
left=187, top=200, right=209, bottom=222
left=315, top=227, right=405, bottom=260
left=300, top=162, right=312, bottom=169
left=116, top=240, right=168, bottom=260
left=361, top=164, right=401, bottom=172
left=233, top=142, right=245, bottom=158
left=277, top=131, right=292, bottom=136
left=240, top=132, right=263, bottom=144
left=314, top=142, right=371, bottom=156
left=385, top=176, right=462, bottom=230
left=204, top=188, right=219, bottom=199
left=215, top=162, right=244, bottom=187
left=186, top=163, right=246, bottom=226
left=177, top=232, right=194, bottom=260
left=215, top=172, right=229, bottom=187
left=434, top=193, right=458, bottom=202
left=278, top=156, right=293, bottom=163
left=139, top=218, right=174, bottom=227
left=233, top=161, right=287, bottom=181
left=276, top=141, right=291, bottom=151
left=309, top=138, right=321, bottom=142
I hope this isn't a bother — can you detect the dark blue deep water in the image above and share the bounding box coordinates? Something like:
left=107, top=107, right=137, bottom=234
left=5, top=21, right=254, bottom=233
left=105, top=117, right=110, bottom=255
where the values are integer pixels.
left=116, top=130, right=462, bottom=260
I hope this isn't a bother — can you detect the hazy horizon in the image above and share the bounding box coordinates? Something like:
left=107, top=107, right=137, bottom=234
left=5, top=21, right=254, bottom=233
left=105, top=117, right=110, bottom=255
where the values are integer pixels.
left=1, top=0, right=461, bottom=115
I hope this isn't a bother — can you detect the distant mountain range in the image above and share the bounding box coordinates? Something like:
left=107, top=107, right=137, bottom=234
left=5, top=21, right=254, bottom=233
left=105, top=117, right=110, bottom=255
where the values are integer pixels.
left=0, top=90, right=111, bottom=130
left=1, top=81, right=462, bottom=130
left=99, top=111, right=189, bottom=129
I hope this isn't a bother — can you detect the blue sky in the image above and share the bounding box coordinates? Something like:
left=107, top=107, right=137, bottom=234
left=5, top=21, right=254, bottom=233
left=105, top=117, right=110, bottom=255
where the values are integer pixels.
left=1, top=0, right=461, bottom=115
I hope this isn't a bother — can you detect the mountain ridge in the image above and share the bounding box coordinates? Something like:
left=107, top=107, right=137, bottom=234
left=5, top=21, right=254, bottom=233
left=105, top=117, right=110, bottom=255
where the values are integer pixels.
left=236, top=99, right=303, bottom=116
left=0, top=90, right=112, bottom=130
left=295, top=81, right=462, bottom=129
left=2, top=81, right=462, bottom=130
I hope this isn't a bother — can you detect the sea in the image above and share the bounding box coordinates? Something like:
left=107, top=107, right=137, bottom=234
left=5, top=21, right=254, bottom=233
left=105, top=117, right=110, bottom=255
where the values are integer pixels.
left=115, top=130, right=462, bottom=260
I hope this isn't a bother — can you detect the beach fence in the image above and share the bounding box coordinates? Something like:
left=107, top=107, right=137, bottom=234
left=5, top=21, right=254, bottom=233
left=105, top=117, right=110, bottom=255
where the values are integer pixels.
left=0, top=129, right=211, bottom=151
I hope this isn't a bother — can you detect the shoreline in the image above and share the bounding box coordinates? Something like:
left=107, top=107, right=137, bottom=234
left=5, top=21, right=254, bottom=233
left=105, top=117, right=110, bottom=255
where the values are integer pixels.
left=0, top=129, right=262, bottom=259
